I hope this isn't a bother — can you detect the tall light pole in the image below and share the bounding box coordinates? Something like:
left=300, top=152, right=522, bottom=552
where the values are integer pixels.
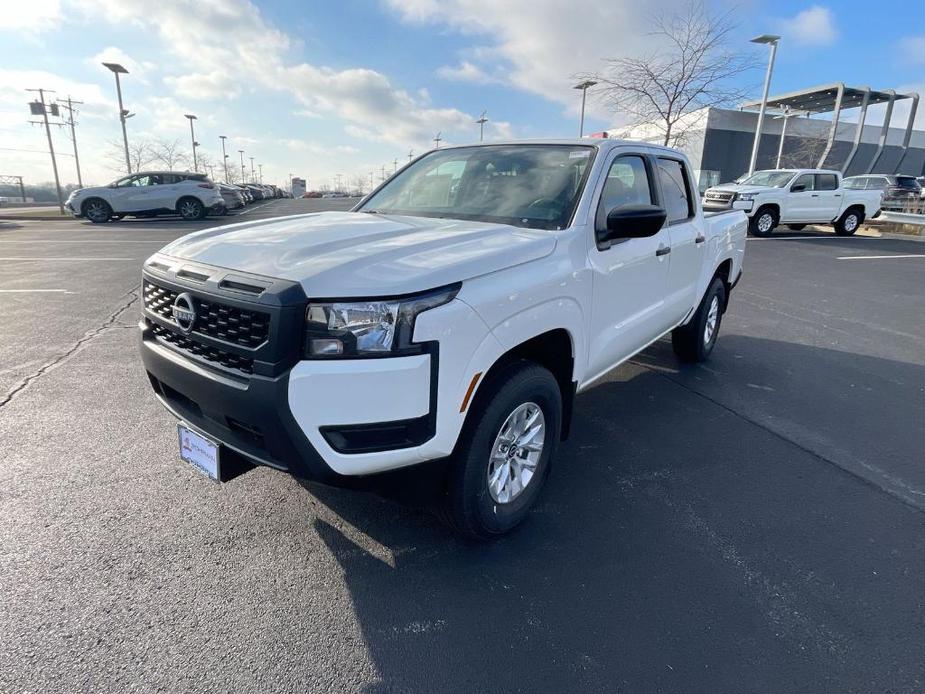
left=102, top=62, right=132, bottom=174
left=476, top=111, right=488, bottom=142
left=219, top=135, right=229, bottom=182
left=433, top=132, right=442, bottom=149
left=573, top=80, right=597, bottom=137
left=249, top=156, right=255, bottom=181
left=238, top=150, right=245, bottom=181
left=747, top=34, right=781, bottom=176
left=26, top=88, right=64, bottom=214
left=184, top=114, right=199, bottom=171
left=57, top=96, right=84, bottom=188
left=258, top=163, right=263, bottom=183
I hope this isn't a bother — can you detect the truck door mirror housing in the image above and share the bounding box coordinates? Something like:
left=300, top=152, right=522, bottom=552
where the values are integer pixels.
left=599, top=204, right=667, bottom=245
left=791, top=183, right=806, bottom=193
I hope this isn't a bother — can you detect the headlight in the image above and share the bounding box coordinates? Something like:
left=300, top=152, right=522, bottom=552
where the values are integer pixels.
left=303, top=284, right=459, bottom=358
left=737, top=193, right=755, bottom=202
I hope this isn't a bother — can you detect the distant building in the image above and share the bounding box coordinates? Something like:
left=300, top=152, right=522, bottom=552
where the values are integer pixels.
left=291, top=177, right=306, bottom=198
left=612, top=84, right=925, bottom=191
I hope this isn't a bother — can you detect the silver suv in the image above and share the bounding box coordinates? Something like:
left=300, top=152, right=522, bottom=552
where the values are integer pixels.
left=66, top=171, right=225, bottom=223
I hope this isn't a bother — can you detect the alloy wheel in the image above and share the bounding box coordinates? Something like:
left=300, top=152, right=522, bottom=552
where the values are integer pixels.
left=487, top=402, right=546, bottom=504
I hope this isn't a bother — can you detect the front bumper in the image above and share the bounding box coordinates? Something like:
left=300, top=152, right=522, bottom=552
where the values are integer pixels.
left=139, top=261, right=439, bottom=483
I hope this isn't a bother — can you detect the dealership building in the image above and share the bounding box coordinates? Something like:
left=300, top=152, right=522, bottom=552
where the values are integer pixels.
left=613, top=84, right=925, bottom=191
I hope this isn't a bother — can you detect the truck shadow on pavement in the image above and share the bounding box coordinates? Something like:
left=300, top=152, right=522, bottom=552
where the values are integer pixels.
left=300, top=335, right=925, bottom=693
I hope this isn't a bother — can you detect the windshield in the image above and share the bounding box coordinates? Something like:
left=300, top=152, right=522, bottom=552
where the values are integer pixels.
left=737, top=170, right=796, bottom=188
left=358, top=145, right=595, bottom=230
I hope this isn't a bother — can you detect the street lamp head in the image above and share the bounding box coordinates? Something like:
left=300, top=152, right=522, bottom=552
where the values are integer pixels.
left=750, top=34, right=781, bottom=44
left=102, top=62, right=129, bottom=74
left=219, top=134, right=226, bottom=140
left=573, top=80, right=597, bottom=90
left=184, top=114, right=197, bottom=121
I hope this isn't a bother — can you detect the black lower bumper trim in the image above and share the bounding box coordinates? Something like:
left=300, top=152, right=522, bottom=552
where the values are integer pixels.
left=141, top=322, right=339, bottom=483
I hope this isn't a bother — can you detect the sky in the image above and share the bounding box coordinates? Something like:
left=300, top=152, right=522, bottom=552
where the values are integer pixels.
left=1, top=0, right=923, bottom=190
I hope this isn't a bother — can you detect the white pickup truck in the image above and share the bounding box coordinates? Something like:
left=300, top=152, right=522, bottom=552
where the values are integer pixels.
left=702, top=168, right=882, bottom=237
left=139, top=139, right=747, bottom=538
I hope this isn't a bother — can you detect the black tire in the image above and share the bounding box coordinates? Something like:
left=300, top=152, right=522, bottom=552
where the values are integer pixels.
left=834, top=208, right=862, bottom=236
left=440, top=361, right=561, bottom=540
left=748, top=207, right=778, bottom=237
left=177, top=197, right=206, bottom=221
left=672, top=277, right=727, bottom=363
left=82, top=198, right=112, bottom=224
left=787, top=224, right=806, bottom=231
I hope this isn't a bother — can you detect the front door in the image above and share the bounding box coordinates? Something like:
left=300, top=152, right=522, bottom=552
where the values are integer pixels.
left=586, top=152, right=672, bottom=381
left=786, top=173, right=817, bottom=221
left=656, top=156, right=702, bottom=321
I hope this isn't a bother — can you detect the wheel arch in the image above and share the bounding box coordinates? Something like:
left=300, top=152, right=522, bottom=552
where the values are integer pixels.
left=464, top=328, right=577, bottom=442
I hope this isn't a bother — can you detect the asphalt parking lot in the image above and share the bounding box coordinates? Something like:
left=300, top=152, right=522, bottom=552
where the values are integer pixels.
left=2, top=200, right=924, bottom=692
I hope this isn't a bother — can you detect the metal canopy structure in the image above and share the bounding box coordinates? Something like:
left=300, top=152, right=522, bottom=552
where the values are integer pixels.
left=739, top=83, right=919, bottom=173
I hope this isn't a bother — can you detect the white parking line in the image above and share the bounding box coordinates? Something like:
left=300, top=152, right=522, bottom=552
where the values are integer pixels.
left=837, top=254, right=925, bottom=260
left=747, top=235, right=876, bottom=241
left=232, top=201, right=275, bottom=216
left=0, top=289, right=72, bottom=293
left=0, top=257, right=133, bottom=261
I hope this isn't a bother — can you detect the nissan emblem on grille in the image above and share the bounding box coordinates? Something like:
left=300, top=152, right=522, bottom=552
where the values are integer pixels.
left=171, top=293, right=197, bottom=333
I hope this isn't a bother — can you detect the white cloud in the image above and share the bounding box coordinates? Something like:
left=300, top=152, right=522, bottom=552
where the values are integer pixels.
left=437, top=61, right=502, bottom=85
left=164, top=72, right=241, bottom=101
left=779, top=6, right=837, bottom=46
left=384, top=0, right=662, bottom=113
left=0, top=0, right=60, bottom=31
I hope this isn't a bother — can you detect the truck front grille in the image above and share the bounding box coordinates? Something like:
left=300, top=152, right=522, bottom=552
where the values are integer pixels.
left=143, top=280, right=270, bottom=348
left=150, top=323, right=255, bottom=375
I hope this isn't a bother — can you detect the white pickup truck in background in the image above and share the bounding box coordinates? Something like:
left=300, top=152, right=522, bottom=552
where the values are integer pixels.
left=702, top=168, right=882, bottom=237
left=140, top=139, right=747, bottom=538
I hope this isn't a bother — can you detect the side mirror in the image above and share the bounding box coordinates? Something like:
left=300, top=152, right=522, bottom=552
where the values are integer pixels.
left=599, top=204, right=667, bottom=245
left=791, top=183, right=806, bottom=193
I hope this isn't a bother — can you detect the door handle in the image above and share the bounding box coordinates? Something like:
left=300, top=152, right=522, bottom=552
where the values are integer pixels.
left=811, top=194, right=819, bottom=197
left=656, top=245, right=671, bottom=257
left=834, top=194, right=841, bottom=197
left=695, top=234, right=706, bottom=244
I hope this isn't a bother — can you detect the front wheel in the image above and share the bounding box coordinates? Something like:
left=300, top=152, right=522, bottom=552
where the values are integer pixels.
left=82, top=198, right=112, bottom=224
left=672, top=277, right=727, bottom=363
left=440, top=362, right=561, bottom=540
left=177, top=197, right=206, bottom=221
left=834, top=209, right=862, bottom=236
left=748, top=207, right=778, bottom=237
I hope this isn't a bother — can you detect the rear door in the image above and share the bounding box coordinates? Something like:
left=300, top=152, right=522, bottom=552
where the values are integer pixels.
left=655, top=156, right=702, bottom=320
left=814, top=173, right=842, bottom=220
left=586, top=151, right=672, bottom=380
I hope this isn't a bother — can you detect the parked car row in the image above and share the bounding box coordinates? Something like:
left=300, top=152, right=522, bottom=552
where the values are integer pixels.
left=65, top=171, right=289, bottom=223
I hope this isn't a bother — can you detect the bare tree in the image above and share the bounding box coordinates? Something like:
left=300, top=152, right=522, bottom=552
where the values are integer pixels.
left=149, top=139, right=192, bottom=170
left=582, top=1, right=755, bottom=147
left=351, top=174, right=367, bottom=194
left=780, top=136, right=827, bottom=169
left=106, top=139, right=154, bottom=174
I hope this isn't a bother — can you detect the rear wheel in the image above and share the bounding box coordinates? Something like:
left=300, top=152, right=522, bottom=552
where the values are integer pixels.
left=440, top=361, right=561, bottom=540
left=748, top=207, right=778, bottom=237
left=178, top=197, right=206, bottom=221
left=672, top=277, right=727, bottom=363
left=82, top=198, right=112, bottom=224
left=834, top=209, right=862, bottom=236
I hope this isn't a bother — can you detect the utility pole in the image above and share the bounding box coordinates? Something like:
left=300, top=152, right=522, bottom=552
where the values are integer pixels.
left=380, top=165, right=387, bottom=181
left=369, top=172, right=375, bottom=190
left=249, top=156, right=255, bottom=181
left=258, top=163, right=263, bottom=183
left=408, top=149, right=414, bottom=163
left=238, top=150, right=246, bottom=181
left=433, top=132, right=442, bottom=149
left=58, top=96, right=84, bottom=187
left=393, top=158, right=398, bottom=173
left=476, top=110, right=488, bottom=142
left=184, top=114, right=198, bottom=171
left=219, top=135, right=229, bottom=182
left=102, top=62, right=132, bottom=173
left=26, top=88, right=64, bottom=215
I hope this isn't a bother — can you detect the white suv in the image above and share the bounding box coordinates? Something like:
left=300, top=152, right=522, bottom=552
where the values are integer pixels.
left=66, top=171, right=224, bottom=223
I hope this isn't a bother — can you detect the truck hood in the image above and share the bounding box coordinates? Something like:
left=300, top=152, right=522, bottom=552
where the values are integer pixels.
left=158, top=211, right=558, bottom=296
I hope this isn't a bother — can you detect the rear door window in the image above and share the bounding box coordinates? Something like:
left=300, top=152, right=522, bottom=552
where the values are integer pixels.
left=865, top=178, right=887, bottom=190
left=656, top=158, right=693, bottom=222
left=815, top=174, right=838, bottom=191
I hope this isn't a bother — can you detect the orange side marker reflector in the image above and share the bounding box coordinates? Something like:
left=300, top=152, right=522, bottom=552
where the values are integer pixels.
left=460, top=372, right=483, bottom=413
